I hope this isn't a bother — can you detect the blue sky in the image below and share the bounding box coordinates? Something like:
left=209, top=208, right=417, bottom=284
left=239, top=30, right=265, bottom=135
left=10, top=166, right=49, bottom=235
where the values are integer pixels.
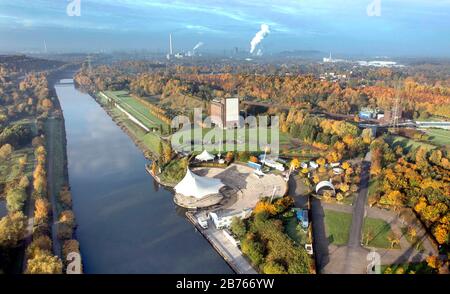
left=0, top=0, right=449, bottom=57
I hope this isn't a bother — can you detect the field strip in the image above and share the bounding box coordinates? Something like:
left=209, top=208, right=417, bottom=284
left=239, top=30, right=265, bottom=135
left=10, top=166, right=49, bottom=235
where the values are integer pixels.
left=106, top=92, right=159, bottom=128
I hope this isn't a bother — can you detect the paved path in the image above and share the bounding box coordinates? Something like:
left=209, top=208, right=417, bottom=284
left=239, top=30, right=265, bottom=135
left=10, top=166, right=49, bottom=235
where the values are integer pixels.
left=288, top=173, right=309, bottom=209
left=187, top=213, right=256, bottom=274
left=343, top=153, right=371, bottom=273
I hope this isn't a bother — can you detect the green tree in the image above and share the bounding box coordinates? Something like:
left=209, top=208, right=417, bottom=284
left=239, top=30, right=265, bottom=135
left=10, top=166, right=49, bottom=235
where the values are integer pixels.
left=241, top=236, right=264, bottom=266
left=263, top=261, right=287, bottom=274
left=230, top=217, right=247, bottom=239
left=6, top=188, right=27, bottom=212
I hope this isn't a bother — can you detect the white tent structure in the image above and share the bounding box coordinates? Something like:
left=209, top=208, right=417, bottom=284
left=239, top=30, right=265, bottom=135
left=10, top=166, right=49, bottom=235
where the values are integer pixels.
left=195, top=150, right=215, bottom=162
left=175, top=169, right=224, bottom=199
left=315, top=180, right=336, bottom=195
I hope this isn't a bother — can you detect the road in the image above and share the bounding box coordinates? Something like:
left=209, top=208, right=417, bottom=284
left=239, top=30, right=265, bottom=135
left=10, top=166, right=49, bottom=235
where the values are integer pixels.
left=342, top=153, right=371, bottom=273
left=309, top=152, right=373, bottom=274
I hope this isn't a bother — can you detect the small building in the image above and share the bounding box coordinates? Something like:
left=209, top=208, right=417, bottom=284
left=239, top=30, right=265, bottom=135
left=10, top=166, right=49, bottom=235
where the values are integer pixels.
left=295, top=209, right=309, bottom=229
left=333, top=168, right=344, bottom=175
left=359, top=108, right=377, bottom=120
left=259, top=155, right=285, bottom=171
left=315, top=180, right=336, bottom=196
left=247, top=161, right=262, bottom=171
left=209, top=209, right=252, bottom=230
left=210, top=97, right=240, bottom=128
left=197, top=216, right=209, bottom=229
left=309, top=161, right=319, bottom=170
left=262, top=159, right=285, bottom=172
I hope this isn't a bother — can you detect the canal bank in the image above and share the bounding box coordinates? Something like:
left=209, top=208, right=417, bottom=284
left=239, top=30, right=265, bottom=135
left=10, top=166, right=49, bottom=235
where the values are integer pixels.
left=55, top=79, right=232, bottom=273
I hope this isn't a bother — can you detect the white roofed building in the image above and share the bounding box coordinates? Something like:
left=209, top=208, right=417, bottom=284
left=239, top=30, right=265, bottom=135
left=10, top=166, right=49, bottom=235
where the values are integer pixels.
left=175, top=169, right=224, bottom=199
left=174, top=169, right=225, bottom=208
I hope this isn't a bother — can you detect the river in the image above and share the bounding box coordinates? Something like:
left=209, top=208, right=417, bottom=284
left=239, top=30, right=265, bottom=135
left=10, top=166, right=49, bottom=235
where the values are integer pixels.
left=55, top=79, right=232, bottom=274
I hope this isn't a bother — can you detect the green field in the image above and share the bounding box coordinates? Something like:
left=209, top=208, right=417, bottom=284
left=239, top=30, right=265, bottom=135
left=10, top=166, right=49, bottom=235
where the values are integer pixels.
left=45, top=118, right=67, bottom=214
left=423, top=128, right=450, bottom=148
left=324, top=210, right=352, bottom=245
left=388, top=135, right=436, bottom=151
left=102, top=90, right=169, bottom=130
left=284, top=216, right=307, bottom=245
left=171, top=126, right=319, bottom=158
left=0, top=147, right=34, bottom=185
left=363, top=217, right=400, bottom=249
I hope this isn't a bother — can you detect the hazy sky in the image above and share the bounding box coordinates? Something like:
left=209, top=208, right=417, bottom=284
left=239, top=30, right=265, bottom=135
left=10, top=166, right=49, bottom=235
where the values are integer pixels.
left=0, top=0, right=449, bottom=57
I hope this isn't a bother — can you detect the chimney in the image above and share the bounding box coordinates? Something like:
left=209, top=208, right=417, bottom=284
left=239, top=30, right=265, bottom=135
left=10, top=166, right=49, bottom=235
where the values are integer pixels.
left=169, top=34, right=173, bottom=55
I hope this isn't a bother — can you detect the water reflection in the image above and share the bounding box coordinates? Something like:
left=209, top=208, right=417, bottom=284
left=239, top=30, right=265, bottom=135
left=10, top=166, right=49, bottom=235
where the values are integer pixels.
left=55, top=82, right=232, bottom=274
left=0, top=200, right=6, bottom=218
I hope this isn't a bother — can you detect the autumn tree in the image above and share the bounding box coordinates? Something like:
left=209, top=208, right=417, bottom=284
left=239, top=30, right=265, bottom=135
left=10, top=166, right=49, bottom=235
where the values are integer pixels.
left=26, top=251, right=63, bottom=274
left=0, top=143, right=13, bottom=160
left=6, top=188, right=27, bottom=212
left=34, top=198, right=50, bottom=222
left=290, top=158, right=300, bottom=170
left=0, top=212, right=27, bottom=248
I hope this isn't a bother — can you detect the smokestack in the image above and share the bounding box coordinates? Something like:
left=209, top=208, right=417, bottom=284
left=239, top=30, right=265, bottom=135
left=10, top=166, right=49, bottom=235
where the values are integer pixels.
left=169, top=34, right=173, bottom=55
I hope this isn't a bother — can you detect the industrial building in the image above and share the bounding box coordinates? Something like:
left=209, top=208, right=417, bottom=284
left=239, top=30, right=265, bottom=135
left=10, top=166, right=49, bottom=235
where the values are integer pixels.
left=210, top=97, right=240, bottom=128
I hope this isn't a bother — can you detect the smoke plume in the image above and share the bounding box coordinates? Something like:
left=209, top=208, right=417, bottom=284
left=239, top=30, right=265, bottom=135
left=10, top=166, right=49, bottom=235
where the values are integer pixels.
left=193, top=42, right=204, bottom=51
left=250, top=24, right=270, bottom=54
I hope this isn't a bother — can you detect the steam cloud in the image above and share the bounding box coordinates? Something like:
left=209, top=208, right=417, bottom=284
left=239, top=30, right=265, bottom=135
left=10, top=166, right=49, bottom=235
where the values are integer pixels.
left=193, top=42, right=204, bottom=51
left=250, top=24, right=270, bottom=54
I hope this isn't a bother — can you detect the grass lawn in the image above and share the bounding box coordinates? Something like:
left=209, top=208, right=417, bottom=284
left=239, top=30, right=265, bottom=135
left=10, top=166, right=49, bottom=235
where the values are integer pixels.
left=284, top=216, right=307, bottom=245
left=172, top=127, right=283, bottom=153
left=388, top=135, right=436, bottom=152
left=381, top=262, right=435, bottom=274
left=423, top=128, right=450, bottom=148
left=363, top=217, right=400, bottom=249
left=120, top=115, right=162, bottom=155
left=400, top=227, right=425, bottom=252
left=97, top=96, right=164, bottom=156
left=103, top=90, right=169, bottom=130
left=45, top=118, right=67, bottom=214
left=0, top=147, right=35, bottom=185
left=324, top=210, right=352, bottom=245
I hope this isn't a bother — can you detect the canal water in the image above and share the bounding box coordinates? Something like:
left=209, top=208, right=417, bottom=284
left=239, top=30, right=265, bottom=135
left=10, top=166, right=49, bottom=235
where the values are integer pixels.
left=55, top=80, right=232, bottom=274
left=0, top=200, right=6, bottom=218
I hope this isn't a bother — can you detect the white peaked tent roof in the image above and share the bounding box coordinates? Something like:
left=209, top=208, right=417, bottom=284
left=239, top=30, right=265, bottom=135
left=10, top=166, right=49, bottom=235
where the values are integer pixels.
left=196, top=150, right=215, bottom=161
left=175, top=169, right=224, bottom=199
left=315, top=180, right=335, bottom=194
